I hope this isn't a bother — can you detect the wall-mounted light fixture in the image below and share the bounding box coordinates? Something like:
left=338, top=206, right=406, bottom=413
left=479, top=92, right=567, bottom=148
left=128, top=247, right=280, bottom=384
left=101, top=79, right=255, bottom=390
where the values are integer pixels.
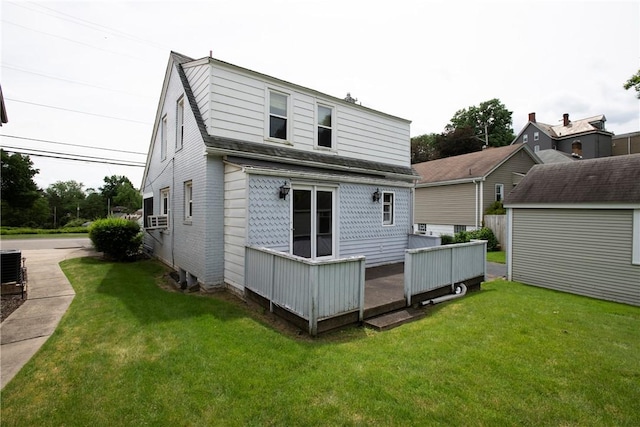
left=279, top=182, right=291, bottom=200
left=372, top=188, right=381, bottom=202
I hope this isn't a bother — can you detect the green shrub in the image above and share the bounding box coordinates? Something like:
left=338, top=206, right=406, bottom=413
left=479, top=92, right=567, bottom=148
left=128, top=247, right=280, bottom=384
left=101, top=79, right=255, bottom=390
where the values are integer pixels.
left=64, top=218, right=90, bottom=228
left=452, top=227, right=499, bottom=251
left=89, top=218, right=142, bottom=261
left=440, top=234, right=454, bottom=245
left=484, top=201, right=506, bottom=215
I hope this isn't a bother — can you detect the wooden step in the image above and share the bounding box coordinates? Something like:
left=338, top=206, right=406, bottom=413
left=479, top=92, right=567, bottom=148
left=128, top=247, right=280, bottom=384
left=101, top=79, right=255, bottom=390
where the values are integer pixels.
left=364, top=307, right=426, bottom=332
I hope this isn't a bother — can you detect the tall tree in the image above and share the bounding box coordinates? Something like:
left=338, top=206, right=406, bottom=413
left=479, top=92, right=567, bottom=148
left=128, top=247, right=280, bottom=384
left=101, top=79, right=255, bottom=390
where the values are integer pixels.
left=447, top=98, right=515, bottom=147
left=45, top=180, right=86, bottom=227
left=623, top=69, right=640, bottom=99
left=81, top=188, right=107, bottom=220
left=0, top=150, right=49, bottom=227
left=411, top=133, right=439, bottom=163
left=99, top=175, right=141, bottom=214
left=436, top=126, right=484, bottom=158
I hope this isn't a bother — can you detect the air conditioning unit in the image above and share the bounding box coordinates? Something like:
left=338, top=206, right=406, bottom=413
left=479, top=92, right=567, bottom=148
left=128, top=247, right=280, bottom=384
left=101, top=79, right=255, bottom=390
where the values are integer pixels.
left=146, top=215, right=168, bottom=229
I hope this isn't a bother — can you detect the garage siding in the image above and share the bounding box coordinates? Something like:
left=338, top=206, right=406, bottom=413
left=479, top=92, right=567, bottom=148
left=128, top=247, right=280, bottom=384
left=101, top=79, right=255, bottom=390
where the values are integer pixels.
left=511, top=209, right=640, bottom=306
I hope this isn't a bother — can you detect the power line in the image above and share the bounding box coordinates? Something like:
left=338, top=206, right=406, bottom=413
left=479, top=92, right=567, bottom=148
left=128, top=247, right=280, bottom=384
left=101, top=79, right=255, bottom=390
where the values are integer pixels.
left=0, top=134, right=147, bottom=156
left=2, top=147, right=146, bottom=167
left=2, top=20, right=146, bottom=62
left=13, top=1, right=167, bottom=51
left=5, top=98, right=152, bottom=125
left=2, top=64, right=152, bottom=99
left=1, top=144, right=145, bottom=165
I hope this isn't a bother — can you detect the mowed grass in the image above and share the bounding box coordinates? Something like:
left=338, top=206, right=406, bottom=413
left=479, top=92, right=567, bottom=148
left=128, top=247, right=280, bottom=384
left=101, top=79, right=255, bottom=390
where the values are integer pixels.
left=2, top=258, right=639, bottom=426
left=486, top=250, right=506, bottom=264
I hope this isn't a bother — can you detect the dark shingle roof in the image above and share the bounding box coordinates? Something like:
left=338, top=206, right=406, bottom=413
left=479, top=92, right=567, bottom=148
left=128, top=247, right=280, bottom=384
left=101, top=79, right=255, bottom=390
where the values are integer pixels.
left=413, top=144, right=533, bottom=185
left=170, top=52, right=417, bottom=181
left=504, top=154, right=640, bottom=204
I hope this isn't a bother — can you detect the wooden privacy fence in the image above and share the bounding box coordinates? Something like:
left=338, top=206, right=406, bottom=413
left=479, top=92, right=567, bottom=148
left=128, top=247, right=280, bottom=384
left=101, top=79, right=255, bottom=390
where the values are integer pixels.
left=245, top=246, right=366, bottom=335
left=404, top=240, right=486, bottom=305
left=484, top=215, right=506, bottom=248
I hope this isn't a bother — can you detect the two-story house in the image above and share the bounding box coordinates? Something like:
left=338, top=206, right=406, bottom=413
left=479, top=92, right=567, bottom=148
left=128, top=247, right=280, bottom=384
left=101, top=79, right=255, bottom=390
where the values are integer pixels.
left=511, top=112, right=613, bottom=159
left=141, top=52, right=418, bottom=294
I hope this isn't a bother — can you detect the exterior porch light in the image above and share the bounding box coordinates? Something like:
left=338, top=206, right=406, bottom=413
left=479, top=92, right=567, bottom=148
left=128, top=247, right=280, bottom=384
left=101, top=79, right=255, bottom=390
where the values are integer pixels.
left=279, top=182, right=291, bottom=200
left=372, top=188, right=381, bottom=202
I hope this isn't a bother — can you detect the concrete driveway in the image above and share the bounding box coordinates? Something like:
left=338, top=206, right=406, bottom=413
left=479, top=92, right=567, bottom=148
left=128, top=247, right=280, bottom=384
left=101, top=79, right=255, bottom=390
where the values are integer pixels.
left=0, top=240, right=97, bottom=390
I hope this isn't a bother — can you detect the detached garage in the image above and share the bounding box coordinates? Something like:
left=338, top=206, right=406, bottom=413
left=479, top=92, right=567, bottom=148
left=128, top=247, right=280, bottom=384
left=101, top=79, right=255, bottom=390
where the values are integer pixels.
left=504, top=154, right=640, bottom=306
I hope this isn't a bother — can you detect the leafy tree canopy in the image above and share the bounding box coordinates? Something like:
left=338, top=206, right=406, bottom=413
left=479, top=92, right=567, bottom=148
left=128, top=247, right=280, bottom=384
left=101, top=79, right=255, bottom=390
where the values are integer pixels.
left=436, top=126, right=484, bottom=158
left=1, top=149, right=41, bottom=208
left=45, top=180, right=86, bottom=227
left=100, top=175, right=141, bottom=213
left=410, top=133, right=439, bottom=164
left=447, top=98, right=515, bottom=147
left=623, top=69, right=640, bottom=99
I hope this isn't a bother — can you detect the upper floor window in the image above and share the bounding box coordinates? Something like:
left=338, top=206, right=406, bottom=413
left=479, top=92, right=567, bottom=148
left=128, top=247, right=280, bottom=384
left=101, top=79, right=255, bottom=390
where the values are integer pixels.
left=184, top=181, right=193, bottom=221
left=177, top=96, right=184, bottom=150
left=534, top=145, right=540, bottom=153
left=383, top=192, right=395, bottom=226
left=161, top=115, right=168, bottom=160
left=495, top=184, right=504, bottom=202
left=523, top=134, right=528, bottom=144
left=317, top=104, right=333, bottom=148
left=533, top=131, right=539, bottom=141
left=269, top=90, right=289, bottom=141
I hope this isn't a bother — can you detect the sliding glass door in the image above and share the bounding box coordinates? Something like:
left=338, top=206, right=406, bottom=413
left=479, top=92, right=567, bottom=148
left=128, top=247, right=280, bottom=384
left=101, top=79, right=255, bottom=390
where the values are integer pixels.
left=292, top=186, right=334, bottom=259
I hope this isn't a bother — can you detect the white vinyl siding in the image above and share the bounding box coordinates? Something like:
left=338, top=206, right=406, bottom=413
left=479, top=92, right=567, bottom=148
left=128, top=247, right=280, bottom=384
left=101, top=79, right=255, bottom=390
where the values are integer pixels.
left=511, top=208, right=640, bottom=306
left=224, top=164, right=247, bottom=289
left=183, top=61, right=410, bottom=167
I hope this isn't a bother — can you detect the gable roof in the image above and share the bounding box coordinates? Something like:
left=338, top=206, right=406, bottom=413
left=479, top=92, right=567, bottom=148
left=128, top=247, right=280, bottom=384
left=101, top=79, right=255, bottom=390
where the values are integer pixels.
left=412, top=144, right=537, bottom=186
left=169, top=51, right=418, bottom=182
left=512, top=114, right=612, bottom=144
left=504, top=154, right=640, bottom=205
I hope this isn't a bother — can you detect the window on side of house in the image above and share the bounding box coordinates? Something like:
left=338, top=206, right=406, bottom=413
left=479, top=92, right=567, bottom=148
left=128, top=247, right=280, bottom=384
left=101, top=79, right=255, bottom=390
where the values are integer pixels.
left=143, top=197, right=154, bottom=228
left=177, top=96, right=184, bottom=150
left=534, top=131, right=539, bottom=141
left=161, top=115, right=168, bottom=160
left=382, top=192, right=395, bottom=226
left=269, top=90, right=289, bottom=141
left=534, top=145, right=540, bottom=152
left=160, top=187, right=170, bottom=218
left=317, top=104, right=333, bottom=148
left=184, top=181, right=192, bottom=222
left=495, top=183, right=504, bottom=202
left=523, top=134, right=528, bottom=143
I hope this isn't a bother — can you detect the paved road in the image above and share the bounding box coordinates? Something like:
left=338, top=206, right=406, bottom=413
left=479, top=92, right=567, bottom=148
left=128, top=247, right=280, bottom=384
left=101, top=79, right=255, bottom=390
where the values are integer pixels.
left=486, top=261, right=507, bottom=280
left=1, top=237, right=92, bottom=251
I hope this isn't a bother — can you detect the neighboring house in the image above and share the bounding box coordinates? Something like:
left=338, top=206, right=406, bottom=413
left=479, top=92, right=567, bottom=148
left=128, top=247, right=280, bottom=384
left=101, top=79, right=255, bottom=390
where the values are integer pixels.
left=412, top=144, right=539, bottom=236
left=511, top=112, right=613, bottom=159
left=504, top=154, right=640, bottom=306
left=535, top=149, right=579, bottom=164
left=612, top=131, right=640, bottom=156
left=141, top=52, right=417, bottom=292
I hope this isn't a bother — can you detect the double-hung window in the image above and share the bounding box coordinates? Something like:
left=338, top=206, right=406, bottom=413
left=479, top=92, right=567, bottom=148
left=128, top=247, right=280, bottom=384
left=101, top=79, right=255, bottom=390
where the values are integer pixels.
left=161, top=115, right=168, bottom=160
left=317, top=104, right=333, bottom=148
left=184, top=181, right=192, bottom=221
left=176, top=96, right=184, bottom=150
left=495, top=184, right=504, bottom=202
left=382, top=192, right=394, bottom=226
left=161, top=187, right=170, bottom=217
left=269, top=90, right=289, bottom=141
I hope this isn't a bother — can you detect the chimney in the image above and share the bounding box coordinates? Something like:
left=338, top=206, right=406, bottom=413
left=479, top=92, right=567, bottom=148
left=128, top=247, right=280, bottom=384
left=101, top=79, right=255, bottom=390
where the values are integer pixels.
left=528, top=112, right=536, bottom=123
left=563, top=113, right=570, bottom=126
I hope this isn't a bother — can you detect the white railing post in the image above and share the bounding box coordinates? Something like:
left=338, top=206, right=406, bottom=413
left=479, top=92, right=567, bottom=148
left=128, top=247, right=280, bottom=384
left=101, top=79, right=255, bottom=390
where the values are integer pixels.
left=358, top=258, right=366, bottom=322
left=404, top=250, right=412, bottom=306
left=309, top=264, right=319, bottom=336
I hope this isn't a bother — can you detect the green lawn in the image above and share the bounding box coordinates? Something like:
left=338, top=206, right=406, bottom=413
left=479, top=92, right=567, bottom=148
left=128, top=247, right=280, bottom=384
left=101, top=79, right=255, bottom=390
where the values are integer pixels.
left=2, top=258, right=639, bottom=426
left=486, top=250, right=506, bottom=264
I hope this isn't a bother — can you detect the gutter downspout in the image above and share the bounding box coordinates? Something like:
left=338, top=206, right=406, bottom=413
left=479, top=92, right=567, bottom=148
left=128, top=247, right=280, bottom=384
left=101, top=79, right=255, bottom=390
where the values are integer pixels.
left=473, top=179, right=478, bottom=229
left=479, top=180, right=484, bottom=228
left=506, top=207, right=513, bottom=281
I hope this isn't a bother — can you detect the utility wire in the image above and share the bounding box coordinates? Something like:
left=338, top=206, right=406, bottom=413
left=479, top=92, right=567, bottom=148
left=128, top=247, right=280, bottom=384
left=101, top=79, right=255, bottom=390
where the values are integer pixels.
left=14, top=1, right=167, bottom=51
left=1, top=145, right=145, bottom=165
left=2, top=147, right=146, bottom=167
left=2, top=20, right=146, bottom=62
left=0, top=134, right=147, bottom=156
left=1, top=64, right=152, bottom=99
left=5, top=98, right=152, bottom=125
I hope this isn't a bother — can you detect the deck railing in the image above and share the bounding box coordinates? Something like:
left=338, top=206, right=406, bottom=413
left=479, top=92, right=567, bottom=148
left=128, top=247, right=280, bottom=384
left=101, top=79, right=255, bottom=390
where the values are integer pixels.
left=404, top=240, right=486, bottom=305
left=245, top=246, right=366, bottom=335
